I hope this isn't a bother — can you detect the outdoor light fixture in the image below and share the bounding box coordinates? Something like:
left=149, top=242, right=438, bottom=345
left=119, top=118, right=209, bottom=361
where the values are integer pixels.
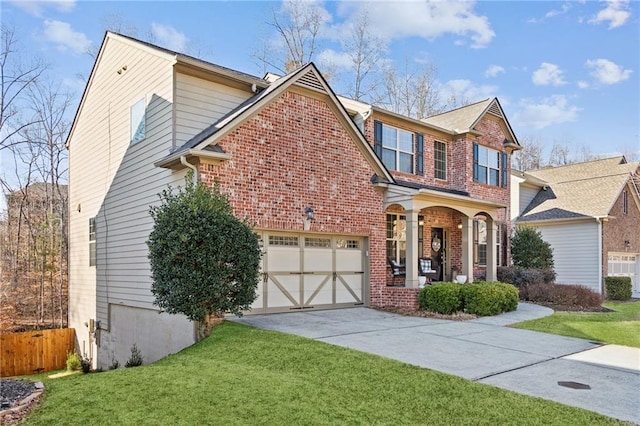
left=625, top=240, right=631, bottom=248
left=457, top=222, right=463, bottom=229
left=304, top=206, right=315, bottom=221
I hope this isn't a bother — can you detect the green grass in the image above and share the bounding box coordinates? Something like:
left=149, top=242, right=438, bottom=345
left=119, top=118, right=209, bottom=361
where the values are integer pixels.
left=25, top=322, right=622, bottom=425
left=513, top=301, right=640, bottom=348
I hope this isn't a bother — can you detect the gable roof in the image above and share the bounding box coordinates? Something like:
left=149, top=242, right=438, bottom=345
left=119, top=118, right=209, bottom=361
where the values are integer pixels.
left=155, top=62, right=394, bottom=183
left=519, top=157, right=640, bottom=222
left=421, top=98, right=520, bottom=148
left=65, top=31, right=267, bottom=149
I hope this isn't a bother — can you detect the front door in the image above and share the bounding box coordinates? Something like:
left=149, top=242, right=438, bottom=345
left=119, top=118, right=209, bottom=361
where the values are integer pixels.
left=431, top=228, right=445, bottom=281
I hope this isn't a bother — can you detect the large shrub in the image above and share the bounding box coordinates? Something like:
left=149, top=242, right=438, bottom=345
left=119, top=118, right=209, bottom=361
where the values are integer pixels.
left=418, top=283, right=463, bottom=314
left=604, top=277, right=632, bottom=301
left=526, top=283, right=602, bottom=309
left=147, top=174, right=262, bottom=337
left=511, top=226, right=554, bottom=270
left=497, top=266, right=556, bottom=299
left=462, top=282, right=519, bottom=316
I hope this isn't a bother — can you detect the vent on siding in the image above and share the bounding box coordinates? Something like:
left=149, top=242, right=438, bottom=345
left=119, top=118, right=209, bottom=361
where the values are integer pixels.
left=487, top=100, right=503, bottom=118
left=295, top=69, right=325, bottom=92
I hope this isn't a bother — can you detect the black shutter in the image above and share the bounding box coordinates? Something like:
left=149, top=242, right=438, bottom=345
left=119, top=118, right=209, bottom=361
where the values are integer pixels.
left=415, top=133, right=424, bottom=175
left=501, top=151, right=508, bottom=188
left=374, top=120, right=382, bottom=158
left=473, top=142, right=479, bottom=182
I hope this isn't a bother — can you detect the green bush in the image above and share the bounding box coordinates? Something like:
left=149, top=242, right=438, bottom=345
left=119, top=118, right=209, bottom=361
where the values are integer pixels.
left=418, top=283, right=463, bottom=314
left=462, top=282, right=519, bottom=316
left=511, top=226, right=554, bottom=270
left=66, top=352, right=81, bottom=371
left=605, top=277, right=632, bottom=301
left=125, top=343, right=144, bottom=368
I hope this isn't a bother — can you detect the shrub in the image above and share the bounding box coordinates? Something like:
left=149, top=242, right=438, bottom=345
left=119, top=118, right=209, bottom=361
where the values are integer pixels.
left=125, top=344, right=144, bottom=368
left=497, top=266, right=556, bottom=299
left=604, top=277, right=632, bottom=301
left=418, top=283, right=463, bottom=315
left=526, top=283, right=602, bottom=308
left=462, top=282, right=519, bottom=316
left=109, top=356, right=120, bottom=370
left=511, top=226, right=554, bottom=270
left=80, top=356, right=92, bottom=374
left=66, top=352, right=81, bottom=371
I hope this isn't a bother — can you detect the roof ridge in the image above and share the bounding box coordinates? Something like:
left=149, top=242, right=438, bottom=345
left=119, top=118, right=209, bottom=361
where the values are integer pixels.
left=423, top=98, right=492, bottom=119
left=552, top=171, right=632, bottom=185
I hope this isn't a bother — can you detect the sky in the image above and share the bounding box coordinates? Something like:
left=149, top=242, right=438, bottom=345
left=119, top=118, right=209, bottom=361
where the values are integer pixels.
left=1, top=0, right=639, bottom=190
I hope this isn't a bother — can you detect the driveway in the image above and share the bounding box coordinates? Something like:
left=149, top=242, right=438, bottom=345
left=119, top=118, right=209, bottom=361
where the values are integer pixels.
left=231, top=303, right=640, bottom=424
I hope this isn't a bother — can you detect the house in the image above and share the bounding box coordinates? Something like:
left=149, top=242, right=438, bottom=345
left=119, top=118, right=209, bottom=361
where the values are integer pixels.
left=67, top=32, right=520, bottom=368
left=512, top=157, right=640, bottom=297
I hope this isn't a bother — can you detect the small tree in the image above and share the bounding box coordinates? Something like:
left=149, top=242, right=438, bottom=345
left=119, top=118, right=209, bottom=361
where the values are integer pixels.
left=511, top=226, right=554, bottom=270
left=147, top=174, right=262, bottom=338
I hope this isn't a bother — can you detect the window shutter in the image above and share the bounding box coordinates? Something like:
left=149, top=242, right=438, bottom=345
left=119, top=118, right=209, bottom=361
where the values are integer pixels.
left=473, top=142, right=479, bottom=182
left=415, top=133, right=424, bottom=175
left=501, top=151, right=508, bottom=188
left=374, top=120, right=383, bottom=158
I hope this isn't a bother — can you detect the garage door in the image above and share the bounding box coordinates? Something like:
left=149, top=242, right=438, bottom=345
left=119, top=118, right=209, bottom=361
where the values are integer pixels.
left=249, top=232, right=367, bottom=314
left=607, top=253, right=639, bottom=294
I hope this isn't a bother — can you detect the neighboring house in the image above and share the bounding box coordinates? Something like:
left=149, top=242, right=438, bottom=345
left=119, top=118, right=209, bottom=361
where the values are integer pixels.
left=68, top=32, right=520, bottom=368
left=512, top=157, right=640, bottom=297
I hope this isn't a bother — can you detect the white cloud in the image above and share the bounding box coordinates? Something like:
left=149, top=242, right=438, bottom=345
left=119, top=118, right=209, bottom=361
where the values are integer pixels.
left=150, top=23, right=188, bottom=52
left=62, top=77, right=86, bottom=94
left=528, top=2, right=572, bottom=23
left=513, top=95, right=581, bottom=129
left=577, top=80, right=590, bottom=89
left=532, top=63, right=567, bottom=86
left=43, top=20, right=91, bottom=54
left=9, top=0, right=76, bottom=17
left=317, top=49, right=352, bottom=70
left=440, top=79, right=498, bottom=104
left=484, top=65, right=505, bottom=78
left=588, top=0, right=631, bottom=29
left=346, top=1, right=495, bottom=48
left=585, top=58, right=632, bottom=84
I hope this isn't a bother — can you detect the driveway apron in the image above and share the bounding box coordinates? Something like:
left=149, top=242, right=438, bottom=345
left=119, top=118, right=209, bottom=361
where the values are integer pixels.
left=231, top=303, right=640, bottom=424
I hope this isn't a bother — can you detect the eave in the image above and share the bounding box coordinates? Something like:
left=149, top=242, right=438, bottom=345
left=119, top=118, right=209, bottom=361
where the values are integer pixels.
left=154, top=149, right=231, bottom=170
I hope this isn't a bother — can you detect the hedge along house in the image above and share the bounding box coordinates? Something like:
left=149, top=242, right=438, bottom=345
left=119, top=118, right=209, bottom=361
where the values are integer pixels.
left=67, top=32, right=520, bottom=369
left=512, top=157, right=640, bottom=297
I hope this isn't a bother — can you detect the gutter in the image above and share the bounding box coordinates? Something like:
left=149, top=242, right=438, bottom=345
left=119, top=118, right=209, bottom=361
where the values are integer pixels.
left=180, top=155, right=198, bottom=183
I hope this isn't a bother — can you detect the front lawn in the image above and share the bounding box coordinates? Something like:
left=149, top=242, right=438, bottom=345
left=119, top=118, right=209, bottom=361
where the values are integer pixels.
left=24, top=322, right=621, bottom=425
left=513, top=301, right=640, bottom=348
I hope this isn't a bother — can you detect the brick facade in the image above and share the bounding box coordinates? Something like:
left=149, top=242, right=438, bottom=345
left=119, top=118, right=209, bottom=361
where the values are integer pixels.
left=602, top=182, right=640, bottom=275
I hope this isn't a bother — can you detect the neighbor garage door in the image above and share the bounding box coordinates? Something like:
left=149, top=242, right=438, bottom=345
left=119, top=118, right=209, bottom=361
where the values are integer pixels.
left=250, top=232, right=367, bottom=314
left=608, top=253, right=639, bottom=294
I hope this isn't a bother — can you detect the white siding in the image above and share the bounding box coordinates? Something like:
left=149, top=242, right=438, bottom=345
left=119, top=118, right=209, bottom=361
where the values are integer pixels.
left=174, top=73, right=251, bottom=145
left=519, top=186, right=540, bottom=217
left=510, top=175, right=523, bottom=220
left=536, top=221, right=601, bottom=293
left=68, top=36, right=186, bottom=361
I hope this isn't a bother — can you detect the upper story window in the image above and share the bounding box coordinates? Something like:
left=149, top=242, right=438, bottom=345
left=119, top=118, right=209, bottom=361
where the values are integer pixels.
left=130, top=98, right=146, bottom=144
left=473, top=143, right=508, bottom=188
left=374, top=121, right=424, bottom=175
left=434, top=141, right=447, bottom=180
left=89, top=217, right=96, bottom=267
left=623, top=190, right=628, bottom=215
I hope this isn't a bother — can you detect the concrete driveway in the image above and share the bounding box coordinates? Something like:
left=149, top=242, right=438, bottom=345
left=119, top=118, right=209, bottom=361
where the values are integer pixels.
left=231, top=303, right=640, bottom=424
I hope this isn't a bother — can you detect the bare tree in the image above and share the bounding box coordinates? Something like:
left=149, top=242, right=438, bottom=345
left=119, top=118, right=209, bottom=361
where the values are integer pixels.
left=256, top=0, right=329, bottom=74
left=376, top=58, right=442, bottom=119
left=513, top=137, right=544, bottom=171
left=1, top=24, right=47, bottom=152
left=548, top=141, right=571, bottom=167
left=341, top=10, right=386, bottom=101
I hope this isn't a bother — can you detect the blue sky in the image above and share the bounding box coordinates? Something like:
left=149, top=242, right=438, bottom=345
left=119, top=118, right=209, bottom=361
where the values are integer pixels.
left=2, top=0, right=639, bottom=162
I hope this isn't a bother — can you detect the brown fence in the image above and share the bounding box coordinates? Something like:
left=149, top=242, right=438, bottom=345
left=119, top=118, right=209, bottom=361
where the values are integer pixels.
left=0, top=328, right=75, bottom=377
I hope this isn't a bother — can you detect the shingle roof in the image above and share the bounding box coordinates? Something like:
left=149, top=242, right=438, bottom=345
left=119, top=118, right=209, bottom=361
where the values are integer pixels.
left=518, top=157, right=640, bottom=222
left=421, top=98, right=493, bottom=132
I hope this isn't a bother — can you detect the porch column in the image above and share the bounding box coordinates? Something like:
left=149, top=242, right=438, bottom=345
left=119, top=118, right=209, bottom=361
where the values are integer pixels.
left=405, top=210, right=419, bottom=288
left=461, top=216, right=474, bottom=283
left=486, top=219, right=497, bottom=281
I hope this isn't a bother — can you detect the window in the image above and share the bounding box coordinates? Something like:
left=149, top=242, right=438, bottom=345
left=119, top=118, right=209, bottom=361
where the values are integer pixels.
left=496, top=222, right=508, bottom=267
left=305, top=237, right=331, bottom=248
left=89, top=217, right=96, bottom=267
left=374, top=121, right=423, bottom=174
left=386, top=213, right=406, bottom=264
left=434, top=141, right=447, bottom=180
left=473, top=143, right=508, bottom=187
left=473, top=219, right=487, bottom=266
left=268, top=235, right=299, bottom=246
left=623, top=190, right=628, bottom=215
left=130, top=98, right=146, bottom=144
left=337, top=239, right=360, bottom=249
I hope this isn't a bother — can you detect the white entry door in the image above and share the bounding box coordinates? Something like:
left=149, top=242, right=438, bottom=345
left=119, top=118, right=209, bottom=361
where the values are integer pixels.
left=250, top=233, right=367, bottom=314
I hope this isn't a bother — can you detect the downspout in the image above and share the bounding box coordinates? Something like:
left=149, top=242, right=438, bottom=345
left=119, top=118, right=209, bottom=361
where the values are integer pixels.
left=597, top=217, right=603, bottom=294
left=180, top=155, right=198, bottom=184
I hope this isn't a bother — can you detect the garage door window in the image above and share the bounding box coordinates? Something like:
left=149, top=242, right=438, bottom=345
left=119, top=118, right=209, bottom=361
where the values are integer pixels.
left=269, top=235, right=299, bottom=246
left=337, top=239, right=360, bottom=249
left=305, top=237, right=331, bottom=248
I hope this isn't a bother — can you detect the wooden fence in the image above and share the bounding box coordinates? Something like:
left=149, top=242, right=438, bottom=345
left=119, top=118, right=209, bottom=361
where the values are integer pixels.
left=0, top=328, right=75, bottom=377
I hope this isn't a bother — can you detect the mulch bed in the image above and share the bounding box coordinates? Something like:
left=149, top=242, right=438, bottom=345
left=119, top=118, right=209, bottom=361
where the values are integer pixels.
left=0, top=379, right=44, bottom=425
left=376, top=306, right=477, bottom=321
